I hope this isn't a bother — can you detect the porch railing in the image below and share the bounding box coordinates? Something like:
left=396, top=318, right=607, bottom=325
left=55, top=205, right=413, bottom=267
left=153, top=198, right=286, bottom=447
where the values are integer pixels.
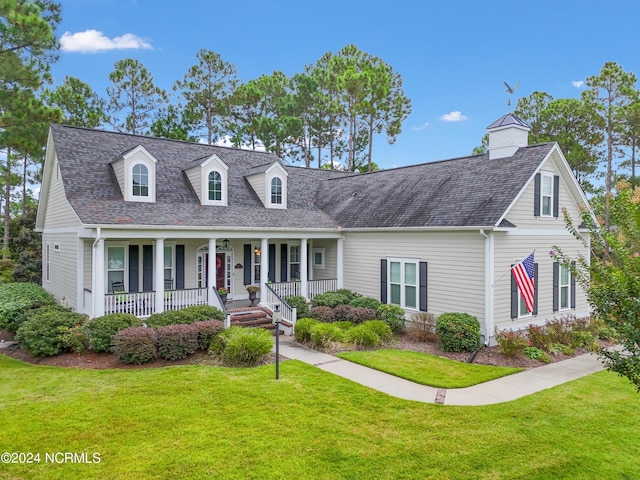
left=105, top=291, right=155, bottom=317
left=164, top=287, right=209, bottom=311
left=270, top=279, right=337, bottom=301
left=263, top=283, right=297, bottom=326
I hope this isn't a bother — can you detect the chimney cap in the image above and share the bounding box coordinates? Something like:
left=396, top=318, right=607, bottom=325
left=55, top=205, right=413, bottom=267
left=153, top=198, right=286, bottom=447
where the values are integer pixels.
left=487, top=113, right=531, bottom=130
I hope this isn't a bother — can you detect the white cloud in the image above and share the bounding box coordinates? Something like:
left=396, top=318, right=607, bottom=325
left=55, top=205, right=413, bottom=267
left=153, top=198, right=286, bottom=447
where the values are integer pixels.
left=213, top=135, right=266, bottom=152
left=572, top=80, right=584, bottom=88
left=440, top=111, right=468, bottom=122
left=411, top=122, right=430, bottom=131
left=60, top=29, right=153, bottom=53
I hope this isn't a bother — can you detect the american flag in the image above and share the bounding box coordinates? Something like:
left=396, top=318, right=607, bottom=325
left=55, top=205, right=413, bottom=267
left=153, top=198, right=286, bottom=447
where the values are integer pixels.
left=512, top=252, right=535, bottom=313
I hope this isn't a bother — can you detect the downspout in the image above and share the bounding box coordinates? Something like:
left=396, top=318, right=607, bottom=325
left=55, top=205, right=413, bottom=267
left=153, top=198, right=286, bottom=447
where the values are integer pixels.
left=91, top=227, right=101, bottom=318
left=480, top=229, right=494, bottom=346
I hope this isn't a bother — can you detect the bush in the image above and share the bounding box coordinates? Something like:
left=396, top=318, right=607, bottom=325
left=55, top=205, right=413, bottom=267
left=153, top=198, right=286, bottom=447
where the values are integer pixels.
left=308, top=306, right=336, bottom=323
left=376, top=304, right=406, bottom=334
left=156, top=324, right=199, bottom=360
left=310, top=322, right=346, bottom=348
left=146, top=306, right=224, bottom=328
left=192, top=320, right=224, bottom=350
left=312, top=289, right=360, bottom=308
left=112, top=327, right=157, bottom=364
left=86, top=313, right=141, bottom=352
left=349, top=296, right=382, bottom=311
left=333, top=321, right=355, bottom=331
left=362, top=320, right=393, bottom=343
left=284, top=295, right=309, bottom=319
left=210, top=326, right=272, bottom=366
left=294, top=317, right=319, bottom=343
left=0, top=282, right=57, bottom=333
left=58, top=324, right=88, bottom=353
left=571, top=330, right=597, bottom=349
left=11, top=304, right=69, bottom=334
left=15, top=307, right=86, bottom=357
left=495, top=328, right=529, bottom=357
left=406, top=312, right=437, bottom=342
left=333, top=305, right=377, bottom=324
left=527, top=324, right=550, bottom=350
left=435, top=312, right=480, bottom=353
left=523, top=346, right=551, bottom=363
left=347, top=324, right=383, bottom=348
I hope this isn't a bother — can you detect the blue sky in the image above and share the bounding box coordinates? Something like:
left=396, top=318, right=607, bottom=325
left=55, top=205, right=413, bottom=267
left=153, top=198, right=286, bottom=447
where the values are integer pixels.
left=51, top=0, right=640, bottom=170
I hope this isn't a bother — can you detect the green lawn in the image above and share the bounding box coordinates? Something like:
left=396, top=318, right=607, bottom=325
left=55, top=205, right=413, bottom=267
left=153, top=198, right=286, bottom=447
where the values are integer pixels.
left=0, top=354, right=638, bottom=479
left=336, top=349, right=523, bottom=388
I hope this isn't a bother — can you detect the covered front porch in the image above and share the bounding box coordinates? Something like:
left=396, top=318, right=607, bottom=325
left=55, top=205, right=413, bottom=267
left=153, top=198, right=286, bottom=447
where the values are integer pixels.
left=81, top=230, right=344, bottom=324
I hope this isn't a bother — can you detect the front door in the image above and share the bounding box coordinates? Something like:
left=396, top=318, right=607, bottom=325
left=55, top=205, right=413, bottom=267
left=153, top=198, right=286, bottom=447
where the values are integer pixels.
left=216, top=253, right=226, bottom=290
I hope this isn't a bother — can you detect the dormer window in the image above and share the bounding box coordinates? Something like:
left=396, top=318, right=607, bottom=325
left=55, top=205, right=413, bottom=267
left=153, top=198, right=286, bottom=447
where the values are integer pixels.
left=271, top=177, right=282, bottom=205
left=208, top=171, right=222, bottom=201
left=132, top=164, right=149, bottom=197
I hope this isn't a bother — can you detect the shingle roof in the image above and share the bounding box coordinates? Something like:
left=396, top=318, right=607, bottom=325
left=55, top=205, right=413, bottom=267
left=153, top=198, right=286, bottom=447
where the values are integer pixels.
left=50, top=124, right=554, bottom=230
left=314, top=144, right=555, bottom=228
left=487, top=112, right=531, bottom=130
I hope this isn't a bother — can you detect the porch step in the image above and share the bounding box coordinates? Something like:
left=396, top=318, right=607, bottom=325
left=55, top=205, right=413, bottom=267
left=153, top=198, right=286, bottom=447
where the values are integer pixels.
left=228, top=308, right=274, bottom=330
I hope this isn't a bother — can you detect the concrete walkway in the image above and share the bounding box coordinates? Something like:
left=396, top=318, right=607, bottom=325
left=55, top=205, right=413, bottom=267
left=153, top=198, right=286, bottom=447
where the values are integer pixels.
left=274, top=336, right=606, bottom=406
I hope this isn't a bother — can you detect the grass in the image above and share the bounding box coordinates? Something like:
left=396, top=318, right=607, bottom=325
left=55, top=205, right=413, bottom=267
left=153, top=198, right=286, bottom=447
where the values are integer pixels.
left=335, top=349, right=524, bottom=388
left=0, top=354, right=639, bottom=479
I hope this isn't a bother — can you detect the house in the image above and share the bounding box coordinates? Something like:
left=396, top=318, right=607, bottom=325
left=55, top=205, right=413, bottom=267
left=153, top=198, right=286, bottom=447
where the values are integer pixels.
left=35, top=112, right=592, bottom=344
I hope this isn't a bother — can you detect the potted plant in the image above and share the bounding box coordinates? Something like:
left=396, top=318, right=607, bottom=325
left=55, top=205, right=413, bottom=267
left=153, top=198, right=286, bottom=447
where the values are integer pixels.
left=246, top=285, right=259, bottom=306
left=217, top=287, right=228, bottom=304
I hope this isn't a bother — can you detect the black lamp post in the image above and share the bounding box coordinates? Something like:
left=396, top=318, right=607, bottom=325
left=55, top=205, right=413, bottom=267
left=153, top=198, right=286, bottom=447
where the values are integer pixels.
left=273, top=304, right=280, bottom=380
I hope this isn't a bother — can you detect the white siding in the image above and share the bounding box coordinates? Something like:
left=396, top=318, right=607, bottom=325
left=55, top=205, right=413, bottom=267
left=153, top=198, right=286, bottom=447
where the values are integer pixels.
left=246, top=174, right=265, bottom=206
left=42, top=232, right=78, bottom=310
left=43, top=157, right=82, bottom=229
left=184, top=168, right=202, bottom=203
left=343, top=231, right=486, bottom=323
left=311, top=239, right=337, bottom=280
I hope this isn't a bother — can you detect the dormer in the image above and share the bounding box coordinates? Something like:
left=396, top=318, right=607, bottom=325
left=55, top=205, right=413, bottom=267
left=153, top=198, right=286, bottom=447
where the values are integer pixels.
left=184, top=154, right=229, bottom=206
left=487, top=113, right=530, bottom=160
left=111, top=145, right=157, bottom=202
left=245, top=161, right=288, bottom=209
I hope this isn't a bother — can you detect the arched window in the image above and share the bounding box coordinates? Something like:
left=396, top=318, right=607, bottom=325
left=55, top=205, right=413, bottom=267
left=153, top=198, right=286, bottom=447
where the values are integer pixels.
left=208, top=171, right=222, bottom=201
left=132, top=164, right=149, bottom=197
left=271, top=177, right=282, bottom=204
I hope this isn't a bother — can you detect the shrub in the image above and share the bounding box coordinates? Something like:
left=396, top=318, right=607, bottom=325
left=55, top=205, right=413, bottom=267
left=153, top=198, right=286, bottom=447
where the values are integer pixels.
left=308, top=306, right=336, bottom=322
left=435, top=312, right=480, bottom=353
left=15, top=307, right=86, bottom=357
left=571, top=330, right=597, bottom=349
left=294, top=318, right=320, bottom=343
left=347, top=324, right=383, bottom=348
left=332, top=305, right=376, bottom=323
left=362, top=320, right=393, bottom=343
left=312, top=289, right=360, bottom=308
left=376, top=304, right=406, bottom=334
left=310, top=322, right=345, bottom=348
left=58, top=324, right=88, bottom=353
left=589, top=317, right=618, bottom=340
left=406, top=312, right=437, bottom=342
left=526, top=324, right=550, bottom=350
left=495, top=328, right=529, bottom=357
left=523, top=346, right=551, bottom=363
left=156, top=324, right=199, bottom=360
left=284, top=295, right=309, bottom=319
left=548, top=343, right=575, bottom=356
left=349, top=296, right=381, bottom=311
left=86, top=313, right=141, bottom=352
left=192, top=320, right=224, bottom=350
left=0, top=282, right=57, bottom=333
left=211, top=326, right=272, bottom=366
left=112, top=327, right=157, bottom=364
left=333, top=304, right=355, bottom=321
left=11, top=304, right=69, bottom=334
left=333, top=321, right=355, bottom=331
left=544, top=317, right=575, bottom=346
left=145, top=306, right=224, bottom=328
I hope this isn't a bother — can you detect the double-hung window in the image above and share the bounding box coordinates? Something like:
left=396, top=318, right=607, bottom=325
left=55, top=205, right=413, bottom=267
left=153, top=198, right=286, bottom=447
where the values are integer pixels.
left=389, top=259, right=418, bottom=310
left=132, top=164, right=149, bottom=197
left=208, top=171, right=222, bottom=201
left=107, top=246, right=126, bottom=292
left=558, top=264, right=571, bottom=310
left=271, top=177, right=282, bottom=205
left=541, top=173, right=553, bottom=216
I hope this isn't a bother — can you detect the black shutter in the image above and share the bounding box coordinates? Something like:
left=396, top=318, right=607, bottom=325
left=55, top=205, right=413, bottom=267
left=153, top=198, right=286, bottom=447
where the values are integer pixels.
left=571, top=261, right=576, bottom=309
left=533, top=263, right=539, bottom=315
left=553, top=175, right=560, bottom=218
left=380, top=259, right=388, bottom=303
left=419, top=261, right=428, bottom=312
left=129, top=245, right=139, bottom=292
left=175, top=245, right=185, bottom=290
left=280, top=244, right=288, bottom=282
left=510, top=265, right=518, bottom=319
left=268, top=243, right=276, bottom=282
left=553, top=261, right=559, bottom=312
left=534, top=172, right=541, bottom=217
left=142, top=245, right=153, bottom=291
left=243, top=244, right=251, bottom=285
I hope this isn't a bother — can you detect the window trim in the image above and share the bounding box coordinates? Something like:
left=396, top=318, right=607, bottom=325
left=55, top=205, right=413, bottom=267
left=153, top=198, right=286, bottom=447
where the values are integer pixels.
left=387, top=257, right=420, bottom=310
left=45, top=243, right=50, bottom=282
left=270, top=177, right=283, bottom=205
left=313, top=248, right=325, bottom=269
left=540, top=172, right=554, bottom=217
left=203, top=167, right=227, bottom=206
left=288, top=242, right=301, bottom=281
left=132, top=163, right=149, bottom=198
left=106, top=243, right=129, bottom=293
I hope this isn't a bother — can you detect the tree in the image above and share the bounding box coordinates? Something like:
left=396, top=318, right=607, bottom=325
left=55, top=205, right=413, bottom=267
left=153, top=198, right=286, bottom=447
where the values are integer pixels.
left=106, top=58, right=169, bottom=135
left=150, top=104, right=197, bottom=141
left=582, top=62, right=638, bottom=230
left=620, top=101, right=640, bottom=190
left=174, top=49, right=238, bottom=144
left=10, top=201, right=40, bottom=283
left=554, top=180, right=640, bottom=391
left=43, top=76, right=107, bottom=128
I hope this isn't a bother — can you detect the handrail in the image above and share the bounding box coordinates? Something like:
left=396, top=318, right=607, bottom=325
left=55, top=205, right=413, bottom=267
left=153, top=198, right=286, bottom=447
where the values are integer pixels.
left=263, top=283, right=297, bottom=326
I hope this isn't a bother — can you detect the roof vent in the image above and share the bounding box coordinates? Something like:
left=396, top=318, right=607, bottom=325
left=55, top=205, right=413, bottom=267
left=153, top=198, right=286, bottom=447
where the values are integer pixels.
left=487, top=113, right=530, bottom=160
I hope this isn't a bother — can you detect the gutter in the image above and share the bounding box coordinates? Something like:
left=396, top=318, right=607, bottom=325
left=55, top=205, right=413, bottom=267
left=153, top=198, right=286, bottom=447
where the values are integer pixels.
left=91, top=227, right=101, bottom=318
left=480, top=229, right=494, bottom=346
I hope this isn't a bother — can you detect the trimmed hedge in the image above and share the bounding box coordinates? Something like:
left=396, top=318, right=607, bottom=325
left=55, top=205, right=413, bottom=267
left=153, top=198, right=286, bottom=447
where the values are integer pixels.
left=156, top=324, right=199, bottom=360
left=312, top=289, right=361, bottom=308
left=308, top=306, right=336, bottom=322
left=0, top=283, right=57, bottom=333
left=284, top=295, right=309, bottom=319
left=86, top=313, right=142, bottom=352
left=112, top=327, right=158, bottom=364
left=14, top=307, right=87, bottom=357
left=192, top=319, right=224, bottom=350
left=436, top=312, right=480, bottom=353
left=145, top=305, right=224, bottom=328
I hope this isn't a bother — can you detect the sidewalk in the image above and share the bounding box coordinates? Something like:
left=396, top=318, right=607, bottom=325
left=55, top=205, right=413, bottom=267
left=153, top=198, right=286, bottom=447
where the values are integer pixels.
left=274, top=336, right=606, bottom=406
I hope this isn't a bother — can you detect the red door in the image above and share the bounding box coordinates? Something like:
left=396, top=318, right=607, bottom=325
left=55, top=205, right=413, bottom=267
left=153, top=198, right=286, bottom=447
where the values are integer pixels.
left=216, top=253, right=225, bottom=290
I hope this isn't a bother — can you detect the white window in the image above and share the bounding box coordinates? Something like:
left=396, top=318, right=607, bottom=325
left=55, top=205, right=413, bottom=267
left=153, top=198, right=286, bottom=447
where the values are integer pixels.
left=132, top=163, right=149, bottom=197
left=107, top=246, right=126, bottom=292
left=518, top=292, right=532, bottom=318
left=289, top=244, right=300, bottom=280
left=559, top=264, right=571, bottom=310
left=45, top=243, right=50, bottom=282
left=253, top=244, right=261, bottom=284
left=208, top=171, right=222, bottom=201
left=388, top=259, right=418, bottom=310
left=541, top=173, right=554, bottom=216
left=164, top=245, right=174, bottom=290
left=313, top=248, right=325, bottom=269
left=271, top=177, right=283, bottom=205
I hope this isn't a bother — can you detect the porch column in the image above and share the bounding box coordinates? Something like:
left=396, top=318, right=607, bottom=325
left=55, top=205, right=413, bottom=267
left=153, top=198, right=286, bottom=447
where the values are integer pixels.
left=308, top=239, right=314, bottom=281
left=260, top=238, right=269, bottom=302
left=336, top=237, right=344, bottom=289
left=93, top=237, right=105, bottom=318
left=208, top=238, right=217, bottom=306
left=154, top=238, right=165, bottom=314
left=300, top=238, right=308, bottom=299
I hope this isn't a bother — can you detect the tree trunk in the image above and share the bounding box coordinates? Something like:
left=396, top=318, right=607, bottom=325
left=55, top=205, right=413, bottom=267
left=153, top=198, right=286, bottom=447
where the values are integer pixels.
left=3, top=147, right=11, bottom=259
